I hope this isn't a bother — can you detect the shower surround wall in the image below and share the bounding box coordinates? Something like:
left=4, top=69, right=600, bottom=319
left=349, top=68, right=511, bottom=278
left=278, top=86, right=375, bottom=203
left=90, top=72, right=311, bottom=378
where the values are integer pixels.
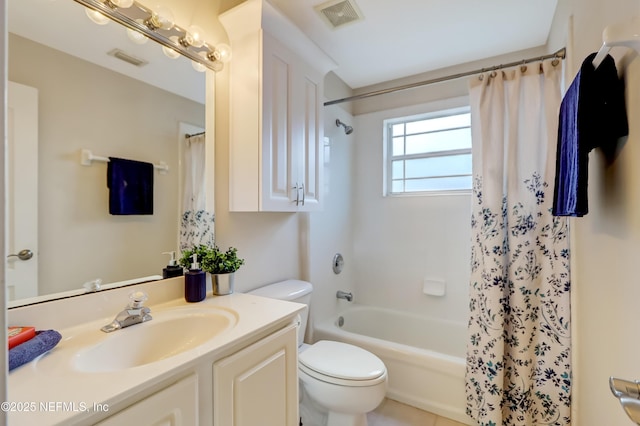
left=350, top=97, right=471, bottom=325
left=307, top=104, right=356, bottom=335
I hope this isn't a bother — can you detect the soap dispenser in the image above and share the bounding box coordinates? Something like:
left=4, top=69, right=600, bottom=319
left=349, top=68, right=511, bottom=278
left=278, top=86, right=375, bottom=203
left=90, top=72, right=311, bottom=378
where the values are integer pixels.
left=184, top=254, right=206, bottom=303
left=162, top=251, right=184, bottom=279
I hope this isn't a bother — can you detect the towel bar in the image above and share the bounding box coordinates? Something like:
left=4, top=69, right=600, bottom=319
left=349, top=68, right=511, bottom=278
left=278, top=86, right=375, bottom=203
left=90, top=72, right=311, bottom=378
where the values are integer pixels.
left=80, top=149, right=169, bottom=173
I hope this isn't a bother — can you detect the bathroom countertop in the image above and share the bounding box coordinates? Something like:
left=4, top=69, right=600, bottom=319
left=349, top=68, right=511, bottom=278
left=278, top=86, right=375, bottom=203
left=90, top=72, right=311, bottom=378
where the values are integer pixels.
left=7, top=288, right=304, bottom=425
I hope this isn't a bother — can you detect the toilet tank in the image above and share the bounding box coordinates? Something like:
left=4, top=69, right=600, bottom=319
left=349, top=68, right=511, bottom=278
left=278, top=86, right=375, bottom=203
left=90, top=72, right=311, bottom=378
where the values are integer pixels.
left=247, top=280, right=312, bottom=346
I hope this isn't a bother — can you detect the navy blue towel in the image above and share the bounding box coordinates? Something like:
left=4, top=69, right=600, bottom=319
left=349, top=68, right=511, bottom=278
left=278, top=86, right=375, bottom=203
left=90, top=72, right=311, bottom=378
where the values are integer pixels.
left=107, top=157, right=154, bottom=215
left=552, top=53, right=628, bottom=217
left=9, top=330, right=62, bottom=371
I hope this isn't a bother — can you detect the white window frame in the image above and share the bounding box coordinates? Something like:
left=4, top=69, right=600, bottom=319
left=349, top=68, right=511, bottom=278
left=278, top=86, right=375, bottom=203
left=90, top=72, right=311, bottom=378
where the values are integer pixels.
left=383, top=106, right=472, bottom=196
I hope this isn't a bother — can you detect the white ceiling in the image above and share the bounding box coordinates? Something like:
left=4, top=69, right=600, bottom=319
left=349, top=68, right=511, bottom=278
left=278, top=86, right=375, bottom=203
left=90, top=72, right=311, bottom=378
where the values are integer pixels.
left=10, top=0, right=559, bottom=99
left=269, top=0, right=559, bottom=89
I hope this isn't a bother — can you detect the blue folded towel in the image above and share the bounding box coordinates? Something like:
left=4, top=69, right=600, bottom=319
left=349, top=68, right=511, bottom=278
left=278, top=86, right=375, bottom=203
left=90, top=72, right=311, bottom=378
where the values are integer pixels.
left=552, top=53, right=628, bottom=217
left=9, top=330, right=62, bottom=371
left=107, top=157, right=154, bottom=215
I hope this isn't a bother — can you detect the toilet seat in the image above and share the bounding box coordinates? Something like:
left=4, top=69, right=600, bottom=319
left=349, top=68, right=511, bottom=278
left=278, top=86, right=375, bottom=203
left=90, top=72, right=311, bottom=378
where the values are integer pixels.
left=299, top=340, right=386, bottom=387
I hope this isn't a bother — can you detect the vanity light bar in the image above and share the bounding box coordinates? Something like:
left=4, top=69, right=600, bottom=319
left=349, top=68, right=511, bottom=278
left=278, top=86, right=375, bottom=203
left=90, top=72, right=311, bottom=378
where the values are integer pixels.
left=72, top=0, right=227, bottom=72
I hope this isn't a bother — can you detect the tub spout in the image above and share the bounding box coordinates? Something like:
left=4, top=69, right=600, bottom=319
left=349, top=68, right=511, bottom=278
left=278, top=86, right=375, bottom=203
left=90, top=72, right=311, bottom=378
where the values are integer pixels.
left=336, top=290, right=353, bottom=302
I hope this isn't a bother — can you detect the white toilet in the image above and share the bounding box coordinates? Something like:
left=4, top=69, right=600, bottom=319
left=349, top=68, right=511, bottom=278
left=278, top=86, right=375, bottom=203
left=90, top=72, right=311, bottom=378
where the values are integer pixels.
left=248, top=280, right=388, bottom=426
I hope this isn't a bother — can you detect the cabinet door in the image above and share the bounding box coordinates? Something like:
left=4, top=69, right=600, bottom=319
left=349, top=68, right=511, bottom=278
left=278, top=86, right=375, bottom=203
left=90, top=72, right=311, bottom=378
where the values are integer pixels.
left=96, top=374, right=198, bottom=426
left=294, top=63, right=324, bottom=212
left=261, top=34, right=297, bottom=211
left=213, top=324, right=298, bottom=426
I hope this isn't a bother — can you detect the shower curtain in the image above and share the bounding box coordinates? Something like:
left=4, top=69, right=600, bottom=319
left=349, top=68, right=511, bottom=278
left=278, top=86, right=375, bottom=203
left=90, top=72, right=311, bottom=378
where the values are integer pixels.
left=465, top=60, right=572, bottom=426
left=180, top=133, right=215, bottom=250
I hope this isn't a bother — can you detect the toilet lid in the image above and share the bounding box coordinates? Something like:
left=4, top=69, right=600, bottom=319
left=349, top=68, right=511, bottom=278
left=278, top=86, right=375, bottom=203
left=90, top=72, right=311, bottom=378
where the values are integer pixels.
left=299, top=340, right=386, bottom=381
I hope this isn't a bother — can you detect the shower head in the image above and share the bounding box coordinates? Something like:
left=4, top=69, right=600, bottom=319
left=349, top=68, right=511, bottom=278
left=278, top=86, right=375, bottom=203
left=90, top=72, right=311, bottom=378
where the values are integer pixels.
left=336, top=119, right=354, bottom=135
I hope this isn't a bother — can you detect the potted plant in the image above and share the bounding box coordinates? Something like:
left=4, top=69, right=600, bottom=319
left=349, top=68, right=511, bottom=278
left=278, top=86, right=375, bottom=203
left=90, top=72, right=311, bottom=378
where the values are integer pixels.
left=180, top=244, right=244, bottom=295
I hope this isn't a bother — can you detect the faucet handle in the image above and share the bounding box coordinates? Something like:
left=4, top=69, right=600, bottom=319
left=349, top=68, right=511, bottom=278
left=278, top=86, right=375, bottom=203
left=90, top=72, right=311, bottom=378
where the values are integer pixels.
left=128, top=291, right=149, bottom=309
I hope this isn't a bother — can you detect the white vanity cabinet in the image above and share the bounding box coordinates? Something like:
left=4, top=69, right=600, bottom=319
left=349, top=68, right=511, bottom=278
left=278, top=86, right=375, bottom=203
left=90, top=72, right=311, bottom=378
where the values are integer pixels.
left=95, top=375, right=198, bottom=426
left=7, top=281, right=305, bottom=426
left=220, top=0, right=336, bottom=212
left=213, top=323, right=299, bottom=426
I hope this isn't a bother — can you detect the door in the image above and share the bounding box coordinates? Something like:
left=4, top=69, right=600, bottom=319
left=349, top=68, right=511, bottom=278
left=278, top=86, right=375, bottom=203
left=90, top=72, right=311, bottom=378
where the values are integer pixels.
left=7, top=81, right=38, bottom=301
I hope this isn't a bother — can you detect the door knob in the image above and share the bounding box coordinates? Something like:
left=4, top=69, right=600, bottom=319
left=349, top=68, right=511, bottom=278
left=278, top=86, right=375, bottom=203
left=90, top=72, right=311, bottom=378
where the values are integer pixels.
left=7, top=249, right=33, bottom=261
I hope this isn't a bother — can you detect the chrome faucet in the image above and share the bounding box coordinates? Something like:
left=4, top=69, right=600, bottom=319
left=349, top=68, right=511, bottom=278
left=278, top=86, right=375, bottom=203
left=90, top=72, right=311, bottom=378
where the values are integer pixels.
left=336, top=290, right=353, bottom=302
left=101, top=291, right=152, bottom=333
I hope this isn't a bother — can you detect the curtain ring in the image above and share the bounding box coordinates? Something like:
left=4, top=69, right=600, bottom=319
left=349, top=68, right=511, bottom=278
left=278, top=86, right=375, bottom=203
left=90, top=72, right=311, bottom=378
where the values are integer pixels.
left=552, top=58, right=560, bottom=66
left=520, top=60, right=527, bottom=73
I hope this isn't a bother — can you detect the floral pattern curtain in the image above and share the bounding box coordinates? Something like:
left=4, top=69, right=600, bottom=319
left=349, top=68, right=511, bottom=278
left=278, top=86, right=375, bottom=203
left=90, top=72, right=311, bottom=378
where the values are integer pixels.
left=465, top=60, right=572, bottom=426
left=180, top=133, right=215, bottom=251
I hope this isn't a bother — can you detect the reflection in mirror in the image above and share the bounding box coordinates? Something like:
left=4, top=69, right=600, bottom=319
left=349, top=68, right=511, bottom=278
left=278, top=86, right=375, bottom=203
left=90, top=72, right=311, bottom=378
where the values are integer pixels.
left=7, top=0, right=212, bottom=307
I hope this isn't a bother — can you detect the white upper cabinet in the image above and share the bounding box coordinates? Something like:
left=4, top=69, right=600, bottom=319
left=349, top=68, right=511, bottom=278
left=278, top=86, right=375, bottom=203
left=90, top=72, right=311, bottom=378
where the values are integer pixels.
left=220, top=0, right=336, bottom=212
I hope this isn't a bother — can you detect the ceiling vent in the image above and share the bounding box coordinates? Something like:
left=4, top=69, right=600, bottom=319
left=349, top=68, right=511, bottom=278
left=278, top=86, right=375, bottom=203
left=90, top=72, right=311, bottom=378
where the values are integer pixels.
left=315, top=0, right=363, bottom=29
left=107, top=49, right=148, bottom=67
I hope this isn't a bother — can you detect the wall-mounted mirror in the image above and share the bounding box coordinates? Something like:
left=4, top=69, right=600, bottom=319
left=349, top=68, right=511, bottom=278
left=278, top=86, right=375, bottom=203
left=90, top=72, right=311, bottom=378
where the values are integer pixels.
left=7, top=0, right=213, bottom=307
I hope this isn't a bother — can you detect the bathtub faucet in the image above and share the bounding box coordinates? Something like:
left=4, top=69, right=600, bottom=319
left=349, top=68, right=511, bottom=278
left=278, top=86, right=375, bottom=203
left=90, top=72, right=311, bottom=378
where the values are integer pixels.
left=336, top=290, right=353, bottom=302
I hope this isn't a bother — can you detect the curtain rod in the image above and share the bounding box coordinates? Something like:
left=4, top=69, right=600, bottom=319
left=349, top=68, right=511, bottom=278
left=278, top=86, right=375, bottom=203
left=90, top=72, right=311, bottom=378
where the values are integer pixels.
left=185, top=131, right=205, bottom=138
left=324, top=47, right=566, bottom=106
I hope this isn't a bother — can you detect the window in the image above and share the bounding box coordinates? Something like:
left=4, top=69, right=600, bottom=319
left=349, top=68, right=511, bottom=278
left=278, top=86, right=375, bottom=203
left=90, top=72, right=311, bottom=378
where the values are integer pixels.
left=385, top=108, right=472, bottom=195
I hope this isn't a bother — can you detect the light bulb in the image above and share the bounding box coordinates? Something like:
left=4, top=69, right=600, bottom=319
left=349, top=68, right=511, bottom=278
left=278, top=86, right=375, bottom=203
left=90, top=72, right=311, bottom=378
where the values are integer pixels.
left=187, top=25, right=205, bottom=48
left=127, top=20, right=148, bottom=44
left=85, top=7, right=110, bottom=25
left=162, top=36, right=181, bottom=59
left=111, top=0, right=134, bottom=7
left=147, top=4, right=175, bottom=30
left=215, top=43, right=232, bottom=63
left=192, top=60, right=207, bottom=73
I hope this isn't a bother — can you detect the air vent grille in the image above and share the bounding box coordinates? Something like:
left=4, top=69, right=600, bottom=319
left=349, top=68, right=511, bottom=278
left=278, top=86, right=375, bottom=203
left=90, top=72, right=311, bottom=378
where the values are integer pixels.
left=315, top=0, right=363, bottom=29
left=107, top=49, right=148, bottom=67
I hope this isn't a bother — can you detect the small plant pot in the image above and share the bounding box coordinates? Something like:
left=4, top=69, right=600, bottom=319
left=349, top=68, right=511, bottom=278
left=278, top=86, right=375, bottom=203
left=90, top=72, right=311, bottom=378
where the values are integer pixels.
left=212, top=272, right=234, bottom=295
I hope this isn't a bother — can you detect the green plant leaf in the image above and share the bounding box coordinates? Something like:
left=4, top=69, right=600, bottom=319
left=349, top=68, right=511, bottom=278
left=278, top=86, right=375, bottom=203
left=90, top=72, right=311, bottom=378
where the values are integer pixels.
left=179, top=244, right=244, bottom=273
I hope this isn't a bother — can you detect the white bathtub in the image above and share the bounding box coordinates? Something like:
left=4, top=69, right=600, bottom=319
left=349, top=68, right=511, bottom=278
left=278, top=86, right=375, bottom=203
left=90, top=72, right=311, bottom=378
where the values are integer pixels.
left=313, top=305, right=473, bottom=425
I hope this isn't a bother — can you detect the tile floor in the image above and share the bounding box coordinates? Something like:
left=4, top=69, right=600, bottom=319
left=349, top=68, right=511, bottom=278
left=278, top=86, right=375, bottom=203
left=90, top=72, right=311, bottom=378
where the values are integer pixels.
left=367, top=399, right=469, bottom=426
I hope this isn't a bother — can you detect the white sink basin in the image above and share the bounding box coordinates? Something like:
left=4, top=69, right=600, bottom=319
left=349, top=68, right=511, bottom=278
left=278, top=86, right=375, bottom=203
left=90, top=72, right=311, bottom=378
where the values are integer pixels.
left=72, top=307, right=238, bottom=372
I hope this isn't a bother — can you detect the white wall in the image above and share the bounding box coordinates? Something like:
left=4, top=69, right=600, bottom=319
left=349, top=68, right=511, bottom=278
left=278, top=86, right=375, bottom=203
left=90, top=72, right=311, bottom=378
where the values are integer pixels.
left=307, top=104, right=356, bottom=337
left=351, top=97, right=471, bottom=323
left=9, top=35, right=205, bottom=295
left=563, top=0, right=640, bottom=424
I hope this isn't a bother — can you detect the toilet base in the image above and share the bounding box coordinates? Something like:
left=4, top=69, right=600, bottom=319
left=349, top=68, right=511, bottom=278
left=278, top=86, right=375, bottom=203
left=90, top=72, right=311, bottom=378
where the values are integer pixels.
left=326, top=411, right=368, bottom=426
left=300, top=386, right=370, bottom=426
left=299, top=387, right=327, bottom=426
